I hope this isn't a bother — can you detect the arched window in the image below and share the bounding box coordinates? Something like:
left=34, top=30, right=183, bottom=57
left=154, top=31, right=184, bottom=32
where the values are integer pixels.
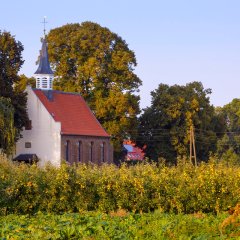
left=100, top=142, right=105, bottom=162
left=77, top=141, right=82, bottom=162
left=65, top=140, right=70, bottom=162
left=89, top=142, right=94, bottom=162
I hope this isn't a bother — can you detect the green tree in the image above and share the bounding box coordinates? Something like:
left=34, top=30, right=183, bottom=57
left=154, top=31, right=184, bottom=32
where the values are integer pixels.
left=0, top=98, right=15, bottom=155
left=137, top=82, right=221, bottom=164
left=0, top=31, right=28, bottom=153
left=46, top=22, right=141, bottom=157
left=216, top=99, right=240, bottom=162
left=15, top=74, right=35, bottom=92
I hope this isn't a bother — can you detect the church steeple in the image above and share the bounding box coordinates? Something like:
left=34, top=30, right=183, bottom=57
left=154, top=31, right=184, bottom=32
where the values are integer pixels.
left=34, top=17, right=54, bottom=90
left=35, top=38, right=53, bottom=75
left=34, top=37, right=54, bottom=90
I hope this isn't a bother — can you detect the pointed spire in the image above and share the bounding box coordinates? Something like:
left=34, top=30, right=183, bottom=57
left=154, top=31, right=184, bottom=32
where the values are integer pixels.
left=34, top=17, right=54, bottom=90
left=34, top=38, right=53, bottom=75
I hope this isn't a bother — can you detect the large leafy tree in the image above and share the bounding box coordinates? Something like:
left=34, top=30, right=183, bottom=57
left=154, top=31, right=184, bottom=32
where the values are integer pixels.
left=216, top=99, right=240, bottom=162
left=46, top=22, right=141, bottom=156
left=137, top=82, right=222, bottom=164
left=0, top=31, right=28, bottom=154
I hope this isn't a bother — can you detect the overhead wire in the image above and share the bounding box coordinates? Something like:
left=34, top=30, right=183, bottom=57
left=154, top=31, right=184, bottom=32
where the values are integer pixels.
left=118, top=126, right=240, bottom=147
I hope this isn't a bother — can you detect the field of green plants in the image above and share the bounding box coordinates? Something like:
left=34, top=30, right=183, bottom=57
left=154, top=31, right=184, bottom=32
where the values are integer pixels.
left=1, top=211, right=239, bottom=239
left=1, top=155, right=240, bottom=239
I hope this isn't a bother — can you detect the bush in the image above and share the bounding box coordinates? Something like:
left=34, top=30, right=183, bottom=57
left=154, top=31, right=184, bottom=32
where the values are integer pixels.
left=0, top=154, right=240, bottom=215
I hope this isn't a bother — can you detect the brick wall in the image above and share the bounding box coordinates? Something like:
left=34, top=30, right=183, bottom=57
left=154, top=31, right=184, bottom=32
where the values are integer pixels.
left=61, top=135, right=113, bottom=164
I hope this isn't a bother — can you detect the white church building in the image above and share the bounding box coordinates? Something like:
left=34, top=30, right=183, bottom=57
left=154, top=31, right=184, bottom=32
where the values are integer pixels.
left=14, top=37, right=113, bottom=166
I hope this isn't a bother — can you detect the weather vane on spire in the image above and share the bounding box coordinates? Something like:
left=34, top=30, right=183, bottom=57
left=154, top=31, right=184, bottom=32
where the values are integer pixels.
left=41, top=16, right=48, bottom=36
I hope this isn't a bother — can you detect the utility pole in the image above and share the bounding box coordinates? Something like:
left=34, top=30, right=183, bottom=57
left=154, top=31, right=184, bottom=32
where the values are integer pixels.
left=189, top=125, right=197, bottom=166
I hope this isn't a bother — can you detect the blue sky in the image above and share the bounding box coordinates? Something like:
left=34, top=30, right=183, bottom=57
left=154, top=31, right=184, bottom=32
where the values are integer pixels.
left=1, top=0, right=240, bottom=109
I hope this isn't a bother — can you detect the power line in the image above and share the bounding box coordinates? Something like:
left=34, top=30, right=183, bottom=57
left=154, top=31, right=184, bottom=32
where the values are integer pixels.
left=125, top=127, right=240, bottom=135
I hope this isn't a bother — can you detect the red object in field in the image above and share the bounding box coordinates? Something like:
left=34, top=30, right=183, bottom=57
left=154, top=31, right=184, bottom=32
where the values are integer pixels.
left=123, top=140, right=145, bottom=161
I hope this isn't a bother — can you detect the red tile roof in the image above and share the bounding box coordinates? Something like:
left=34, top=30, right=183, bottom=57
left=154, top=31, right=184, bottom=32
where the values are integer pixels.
left=33, top=89, right=110, bottom=137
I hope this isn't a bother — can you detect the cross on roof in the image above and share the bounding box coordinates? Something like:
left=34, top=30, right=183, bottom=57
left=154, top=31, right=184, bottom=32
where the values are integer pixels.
left=41, top=16, right=48, bottom=36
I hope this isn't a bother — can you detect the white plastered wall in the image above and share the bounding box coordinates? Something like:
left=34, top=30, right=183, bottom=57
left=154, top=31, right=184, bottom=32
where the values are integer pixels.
left=15, top=86, right=61, bottom=167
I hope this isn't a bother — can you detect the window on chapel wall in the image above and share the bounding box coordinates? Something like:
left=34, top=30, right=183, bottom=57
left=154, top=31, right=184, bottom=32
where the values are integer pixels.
left=65, top=140, right=70, bottom=162
left=89, top=142, right=94, bottom=162
left=25, top=120, right=32, bottom=130
left=25, top=142, right=31, bottom=148
left=77, top=141, right=82, bottom=162
left=100, top=142, right=105, bottom=162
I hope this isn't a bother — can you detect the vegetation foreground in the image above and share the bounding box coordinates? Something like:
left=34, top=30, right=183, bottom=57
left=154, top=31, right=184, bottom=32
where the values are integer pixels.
left=2, top=156, right=240, bottom=238
left=1, top=211, right=240, bottom=239
left=1, top=155, right=240, bottom=215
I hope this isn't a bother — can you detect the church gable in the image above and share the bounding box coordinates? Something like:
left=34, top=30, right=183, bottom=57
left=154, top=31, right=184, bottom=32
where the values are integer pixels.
left=15, top=87, right=62, bottom=167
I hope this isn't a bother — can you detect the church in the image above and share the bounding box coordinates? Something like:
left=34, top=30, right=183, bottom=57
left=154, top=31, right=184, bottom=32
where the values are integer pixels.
left=14, top=36, right=113, bottom=166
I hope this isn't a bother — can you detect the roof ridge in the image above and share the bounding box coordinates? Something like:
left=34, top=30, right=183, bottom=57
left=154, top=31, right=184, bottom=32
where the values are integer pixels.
left=32, top=88, right=82, bottom=96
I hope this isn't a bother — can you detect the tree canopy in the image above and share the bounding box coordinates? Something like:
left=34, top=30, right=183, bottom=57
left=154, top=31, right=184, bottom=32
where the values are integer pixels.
left=215, top=99, right=240, bottom=163
left=0, top=98, right=15, bottom=155
left=137, top=82, right=223, bottom=164
left=15, top=75, right=35, bottom=92
left=0, top=31, right=28, bottom=154
left=46, top=22, right=142, bottom=156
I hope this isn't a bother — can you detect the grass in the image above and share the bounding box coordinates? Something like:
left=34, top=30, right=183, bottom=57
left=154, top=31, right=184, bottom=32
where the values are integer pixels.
left=0, top=211, right=238, bottom=239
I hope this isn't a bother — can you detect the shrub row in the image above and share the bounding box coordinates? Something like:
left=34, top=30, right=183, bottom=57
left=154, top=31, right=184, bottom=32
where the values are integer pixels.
left=0, top=155, right=240, bottom=215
